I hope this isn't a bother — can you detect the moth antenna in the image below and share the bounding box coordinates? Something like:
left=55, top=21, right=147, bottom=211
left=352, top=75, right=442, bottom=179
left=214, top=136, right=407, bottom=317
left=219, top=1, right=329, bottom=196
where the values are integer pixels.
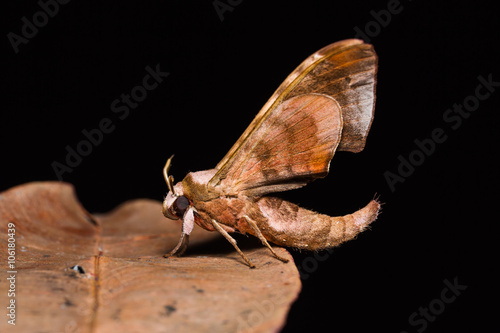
left=163, top=154, right=177, bottom=195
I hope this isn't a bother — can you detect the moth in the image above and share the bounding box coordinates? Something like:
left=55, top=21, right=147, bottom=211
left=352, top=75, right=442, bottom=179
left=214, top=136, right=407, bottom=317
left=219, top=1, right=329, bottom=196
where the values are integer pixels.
left=162, top=39, right=380, bottom=268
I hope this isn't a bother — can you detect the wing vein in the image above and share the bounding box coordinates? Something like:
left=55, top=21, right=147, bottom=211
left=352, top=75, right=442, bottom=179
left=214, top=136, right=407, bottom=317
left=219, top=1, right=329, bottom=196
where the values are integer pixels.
left=316, top=55, right=376, bottom=78
left=315, top=69, right=376, bottom=96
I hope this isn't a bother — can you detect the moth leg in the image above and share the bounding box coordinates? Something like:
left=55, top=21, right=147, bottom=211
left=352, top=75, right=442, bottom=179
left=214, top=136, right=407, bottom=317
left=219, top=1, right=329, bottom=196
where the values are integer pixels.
left=210, top=219, right=256, bottom=268
left=164, top=206, right=196, bottom=258
left=164, top=233, right=189, bottom=258
left=243, top=215, right=289, bottom=263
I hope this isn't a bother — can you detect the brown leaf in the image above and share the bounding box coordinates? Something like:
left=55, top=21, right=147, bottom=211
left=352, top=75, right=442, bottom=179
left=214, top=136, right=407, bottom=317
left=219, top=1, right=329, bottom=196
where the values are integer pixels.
left=0, top=182, right=301, bottom=333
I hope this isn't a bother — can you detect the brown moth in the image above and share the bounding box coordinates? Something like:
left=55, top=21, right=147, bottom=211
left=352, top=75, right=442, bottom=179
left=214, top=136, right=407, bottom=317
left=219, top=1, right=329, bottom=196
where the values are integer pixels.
left=162, top=39, right=380, bottom=268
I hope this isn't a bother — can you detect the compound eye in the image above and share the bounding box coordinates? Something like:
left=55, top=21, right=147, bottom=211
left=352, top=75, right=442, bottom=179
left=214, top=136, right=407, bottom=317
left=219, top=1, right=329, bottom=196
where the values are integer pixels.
left=172, top=196, right=190, bottom=217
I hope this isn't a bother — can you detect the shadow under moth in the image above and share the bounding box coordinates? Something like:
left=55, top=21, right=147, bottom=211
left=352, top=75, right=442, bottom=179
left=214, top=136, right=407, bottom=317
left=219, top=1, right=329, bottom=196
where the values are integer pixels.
left=162, top=39, right=380, bottom=268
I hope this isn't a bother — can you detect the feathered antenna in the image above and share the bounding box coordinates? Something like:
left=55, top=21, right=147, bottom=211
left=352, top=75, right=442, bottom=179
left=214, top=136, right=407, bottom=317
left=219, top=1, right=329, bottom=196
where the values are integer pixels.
left=163, top=155, right=177, bottom=196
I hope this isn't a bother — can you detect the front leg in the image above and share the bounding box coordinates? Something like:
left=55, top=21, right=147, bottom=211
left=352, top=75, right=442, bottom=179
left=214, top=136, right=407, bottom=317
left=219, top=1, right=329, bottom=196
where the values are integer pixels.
left=163, top=233, right=189, bottom=257
left=164, top=206, right=196, bottom=258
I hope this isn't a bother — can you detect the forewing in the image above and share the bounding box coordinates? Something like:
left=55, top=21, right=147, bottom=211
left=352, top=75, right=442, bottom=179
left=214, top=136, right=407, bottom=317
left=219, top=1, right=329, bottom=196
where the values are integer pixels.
left=215, top=39, right=377, bottom=174
left=209, top=39, right=377, bottom=196
left=210, top=94, right=342, bottom=197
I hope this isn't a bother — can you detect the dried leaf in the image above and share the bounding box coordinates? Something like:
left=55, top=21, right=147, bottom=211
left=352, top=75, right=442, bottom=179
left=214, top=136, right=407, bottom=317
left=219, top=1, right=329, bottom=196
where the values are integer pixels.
left=0, top=182, right=301, bottom=333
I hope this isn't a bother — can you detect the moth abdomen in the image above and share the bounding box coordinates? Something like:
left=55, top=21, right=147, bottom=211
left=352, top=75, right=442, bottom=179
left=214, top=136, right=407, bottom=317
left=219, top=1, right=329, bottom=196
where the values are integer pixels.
left=254, top=197, right=380, bottom=251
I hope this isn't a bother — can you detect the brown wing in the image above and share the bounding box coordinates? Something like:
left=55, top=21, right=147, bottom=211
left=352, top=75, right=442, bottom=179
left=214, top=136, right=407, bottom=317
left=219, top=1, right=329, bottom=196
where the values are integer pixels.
left=284, top=40, right=377, bottom=152
left=209, top=39, right=377, bottom=196
left=210, top=94, right=342, bottom=197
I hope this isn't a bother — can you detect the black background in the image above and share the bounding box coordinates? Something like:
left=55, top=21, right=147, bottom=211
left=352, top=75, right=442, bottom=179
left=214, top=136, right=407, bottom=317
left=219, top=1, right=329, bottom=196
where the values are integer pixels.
left=2, top=1, right=499, bottom=332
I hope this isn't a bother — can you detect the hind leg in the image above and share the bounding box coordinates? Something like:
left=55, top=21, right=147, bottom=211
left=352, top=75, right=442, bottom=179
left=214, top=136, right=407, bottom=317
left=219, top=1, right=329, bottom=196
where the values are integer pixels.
left=243, top=215, right=289, bottom=263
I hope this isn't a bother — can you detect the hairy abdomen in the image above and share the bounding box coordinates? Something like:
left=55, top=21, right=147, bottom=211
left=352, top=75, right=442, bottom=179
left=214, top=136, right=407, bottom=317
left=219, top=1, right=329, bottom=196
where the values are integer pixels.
left=254, top=196, right=380, bottom=250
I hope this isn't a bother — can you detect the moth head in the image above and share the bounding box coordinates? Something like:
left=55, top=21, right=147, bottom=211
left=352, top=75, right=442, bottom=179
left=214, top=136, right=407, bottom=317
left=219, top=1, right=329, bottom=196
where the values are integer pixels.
left=162, top=155, right=191, bottom=220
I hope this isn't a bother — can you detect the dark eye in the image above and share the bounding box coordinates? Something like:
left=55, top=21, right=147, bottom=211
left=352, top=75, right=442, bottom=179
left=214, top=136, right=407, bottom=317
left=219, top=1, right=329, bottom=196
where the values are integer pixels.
left=172, top=196, right=190, bottom=217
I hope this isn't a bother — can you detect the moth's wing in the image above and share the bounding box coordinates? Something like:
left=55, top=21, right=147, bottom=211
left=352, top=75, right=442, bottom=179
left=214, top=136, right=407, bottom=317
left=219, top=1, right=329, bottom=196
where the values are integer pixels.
left=217, top=39, right=376, bottom=169
left=209, top=39, right=377, bottom=196
left=283, top=39, right=378, bottom=152
left=209, top=94, right=343, bottom=197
